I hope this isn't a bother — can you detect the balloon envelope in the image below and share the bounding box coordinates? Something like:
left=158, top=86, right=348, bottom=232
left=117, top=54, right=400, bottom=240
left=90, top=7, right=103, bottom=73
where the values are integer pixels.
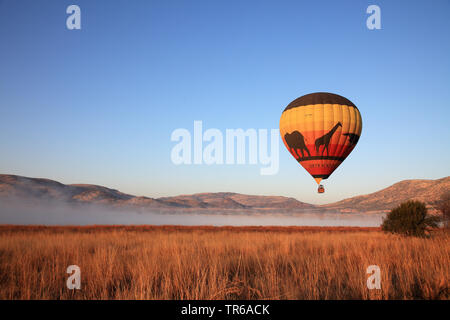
left=279, top=92, right=362, bottom=185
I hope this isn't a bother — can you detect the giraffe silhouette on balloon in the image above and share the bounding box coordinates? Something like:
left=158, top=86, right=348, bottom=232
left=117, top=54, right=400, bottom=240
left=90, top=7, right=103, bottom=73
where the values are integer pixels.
left=315, top=122, right=342, bottom=156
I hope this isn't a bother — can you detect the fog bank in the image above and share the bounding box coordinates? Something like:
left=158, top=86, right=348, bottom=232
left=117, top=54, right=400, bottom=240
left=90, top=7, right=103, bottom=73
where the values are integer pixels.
left=0, top=200, right=385, bottom=227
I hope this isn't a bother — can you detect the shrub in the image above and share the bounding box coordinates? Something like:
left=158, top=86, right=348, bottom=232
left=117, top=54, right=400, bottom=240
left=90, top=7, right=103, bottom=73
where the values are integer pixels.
left=382, top=200, right=440, bottom=237
left=435, top=192, right=450, bottom=228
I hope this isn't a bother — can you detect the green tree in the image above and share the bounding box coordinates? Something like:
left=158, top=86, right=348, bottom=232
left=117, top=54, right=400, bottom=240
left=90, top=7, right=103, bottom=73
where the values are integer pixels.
left=382, top=200, right=440, bottom=237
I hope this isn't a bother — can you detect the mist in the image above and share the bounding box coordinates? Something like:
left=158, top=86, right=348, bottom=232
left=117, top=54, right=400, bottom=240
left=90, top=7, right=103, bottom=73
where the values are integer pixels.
left=0, top=199, right=384, bottom=227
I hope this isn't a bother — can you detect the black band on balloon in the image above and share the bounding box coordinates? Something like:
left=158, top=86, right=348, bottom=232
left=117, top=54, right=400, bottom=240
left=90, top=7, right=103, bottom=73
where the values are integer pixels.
left=297, top=156, right=345, bottom=162
left=312, top=174, right=330, bottom=179
left=283, top=92, right=358, bottom=112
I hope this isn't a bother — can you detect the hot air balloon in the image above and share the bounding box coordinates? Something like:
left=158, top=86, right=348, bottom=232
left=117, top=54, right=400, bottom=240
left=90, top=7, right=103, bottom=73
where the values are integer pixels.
left=280, top=92, right=362, bottom=193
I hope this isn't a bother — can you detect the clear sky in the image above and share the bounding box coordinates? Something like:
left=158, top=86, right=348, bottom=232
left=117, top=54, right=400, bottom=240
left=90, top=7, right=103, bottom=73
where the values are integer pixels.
left=1, top=0, right=449, bottom=204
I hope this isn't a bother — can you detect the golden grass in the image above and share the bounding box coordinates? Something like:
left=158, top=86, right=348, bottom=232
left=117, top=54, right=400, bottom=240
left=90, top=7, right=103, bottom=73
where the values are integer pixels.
left=0, top=225, right=448, bottom=300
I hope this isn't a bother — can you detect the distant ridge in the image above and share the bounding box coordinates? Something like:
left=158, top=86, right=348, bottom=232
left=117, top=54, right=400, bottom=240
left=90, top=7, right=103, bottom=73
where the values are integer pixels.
left=323, top=177, right=450, bottom=213
left=0, top=174, right=448, bottom=214
left=0, top=174, right=313, bottom=211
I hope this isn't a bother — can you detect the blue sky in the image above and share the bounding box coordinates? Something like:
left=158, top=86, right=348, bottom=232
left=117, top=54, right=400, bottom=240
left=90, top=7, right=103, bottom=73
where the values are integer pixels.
left=0, top=0, right=449, bottom=204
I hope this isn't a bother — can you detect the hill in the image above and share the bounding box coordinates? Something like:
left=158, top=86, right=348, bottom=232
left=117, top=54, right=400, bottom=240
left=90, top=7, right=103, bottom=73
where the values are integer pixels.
left=323, top=177, right=450, bottom=213
left=1, top=174, right=448, bottom=214
left=0, top=174, right=313, bottom=212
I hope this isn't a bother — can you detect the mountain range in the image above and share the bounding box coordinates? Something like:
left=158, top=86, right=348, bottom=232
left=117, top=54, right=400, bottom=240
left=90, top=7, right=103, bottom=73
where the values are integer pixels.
left=0, top=174, right=448, bottom=214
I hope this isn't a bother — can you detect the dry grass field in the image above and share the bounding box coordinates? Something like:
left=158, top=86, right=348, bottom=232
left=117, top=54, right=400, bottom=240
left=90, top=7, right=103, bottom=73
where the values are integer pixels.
left=0, top=225, right=448, bottom=300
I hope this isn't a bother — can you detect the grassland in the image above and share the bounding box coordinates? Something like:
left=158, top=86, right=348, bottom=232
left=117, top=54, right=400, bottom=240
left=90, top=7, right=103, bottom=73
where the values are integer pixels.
left=0, top=225, right=448, bottom=300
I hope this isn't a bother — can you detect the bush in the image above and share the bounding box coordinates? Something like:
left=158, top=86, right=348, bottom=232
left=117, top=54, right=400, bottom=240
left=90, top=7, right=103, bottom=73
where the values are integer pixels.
left=435, top=192, right=450, bottom=228
left=382, top=200, right=440, bottom=237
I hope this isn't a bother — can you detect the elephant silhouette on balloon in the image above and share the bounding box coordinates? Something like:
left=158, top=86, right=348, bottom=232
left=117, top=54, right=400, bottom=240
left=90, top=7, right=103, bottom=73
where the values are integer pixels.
left=284, top=131, right=311, bottom=159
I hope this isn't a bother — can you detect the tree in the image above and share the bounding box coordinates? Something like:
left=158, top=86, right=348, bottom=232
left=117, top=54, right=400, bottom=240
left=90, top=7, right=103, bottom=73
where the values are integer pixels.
left=435, top=192, right=450, bottom=228
left=382, top=200, right=440, bottom=237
